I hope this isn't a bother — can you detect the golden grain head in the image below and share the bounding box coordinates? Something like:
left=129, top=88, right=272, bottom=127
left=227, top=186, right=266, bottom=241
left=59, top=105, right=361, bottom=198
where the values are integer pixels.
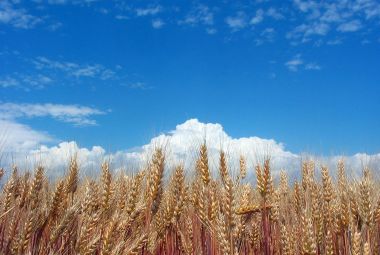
left=0, top=147, right=378, bottom=255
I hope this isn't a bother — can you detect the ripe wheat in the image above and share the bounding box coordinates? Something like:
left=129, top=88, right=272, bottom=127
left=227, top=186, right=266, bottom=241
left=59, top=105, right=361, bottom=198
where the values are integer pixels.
left=0, top=146, right=379, bottom=254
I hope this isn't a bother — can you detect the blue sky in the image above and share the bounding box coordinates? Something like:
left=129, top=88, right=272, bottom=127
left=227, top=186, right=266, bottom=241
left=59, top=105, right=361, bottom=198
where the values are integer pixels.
left=1, top=0, right=380, bottom=158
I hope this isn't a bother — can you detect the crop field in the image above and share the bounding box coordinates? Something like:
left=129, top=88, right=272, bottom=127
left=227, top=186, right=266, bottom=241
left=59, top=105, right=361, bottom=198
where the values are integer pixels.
left=0, top=145, right=379, bottom=255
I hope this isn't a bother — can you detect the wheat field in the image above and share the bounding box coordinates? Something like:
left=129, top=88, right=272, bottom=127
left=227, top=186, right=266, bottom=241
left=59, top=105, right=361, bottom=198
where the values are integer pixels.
left=0, top=145, right=379, bottom=255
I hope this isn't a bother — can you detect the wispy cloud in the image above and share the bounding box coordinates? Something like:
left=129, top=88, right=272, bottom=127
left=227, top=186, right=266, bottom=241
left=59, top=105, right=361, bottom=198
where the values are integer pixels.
left=71, top=65, right=105, bottom=78
left=327, top=38, right=343, bottom=45
left=0, top=54, right=146, bottom=91
left=288, top=0, right=380, bottom=43
left=44, top=0, right=100, bottom=5
left=287, top=22, right=330, bottom=41
left=0, top=103, right=105, bottom=126
left=255, top=28, right=276, bottom=45
left=2, top=0, right=378, bottom=47
left=266, top=7, right=284, bottom=20
left=0, top=74, right=53, bottom=90
left=136, top=5, right=162, bottom=17
left=285, top=54, right=321, bottom=72
left=225, top=12, right=247, bottom=31
left=32, top=56, right=117, bottom=80
left=0, top=1, right=42, bottom=29
left=337, top=20, right=362, bottom=32
left=250, top=9, right=264, bottom=25
left=33, top=57, right=80, bottom=72
left=305, top=63, right=321, bottom=70
left=0, top=77, right=20, bottom=88
left=152, top=19, right=164, bottom=29
left=21, top=74, right=53, bottom=89
left=115, top=15, right=128, bottom=20
left=127, top=82, right=153, bottom=90
left=285, top=55, right=304, bottom=71
left=179, top=5, right=214, bottom=26
left=206, top=28, right=217, bottom=35
left=47, top=21, right=63, bottom=31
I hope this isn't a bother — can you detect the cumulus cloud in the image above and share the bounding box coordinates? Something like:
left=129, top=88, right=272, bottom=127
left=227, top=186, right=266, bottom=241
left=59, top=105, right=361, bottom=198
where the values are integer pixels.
left=0, top=119, right=53, bottom=153
left=1, top=118, right=379, bottom=180
left=0, top=118, right=299, bottom=178
left=29, top=141, right=106, bottom=178
left=0, top=102, right=105, bottom=175
left=0, top=103, right=105, bottom=126
left=138, top=119, right=299, bottom=173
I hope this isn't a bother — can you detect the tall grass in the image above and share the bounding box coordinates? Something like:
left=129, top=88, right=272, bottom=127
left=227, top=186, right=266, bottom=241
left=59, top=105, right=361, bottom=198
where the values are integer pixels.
left=0, top=145, right=379, bottom=254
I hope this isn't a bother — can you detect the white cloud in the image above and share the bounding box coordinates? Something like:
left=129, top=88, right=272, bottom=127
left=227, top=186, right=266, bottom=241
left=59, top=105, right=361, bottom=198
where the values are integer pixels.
left=0, top=77, right=20, bottom=88
left=266, top=7, right=284, bottom=20
left=2, top=118, right=379, bottom=180
left=47, top=0, right=68, bottom=4
left=0, top=119, right=299, bottom=177
left=320, top=5, right=343, bottom=23
left=0, top=56, right=129, bottom=91
left=179, top=5, right=214, bottom=26
left=0, top=74, right=53, bottom=90
left=293, top=0, right=319, bottom=13
left=71, top=65, right=104, bottom=78
left=225, top=12, right=247, bottom=30
left=285, top=55, right=304, bottom=71
left=152, top=19, right=164, bottom=29
left=0, top=119, right=53, bottom=154
left=33, top=57, right=80, bottom=72
left=115, top=15, right=128, bottom=20
left=288, top=22, right=330, bottom=40
left=337, top=20, right=362, bottom=32
left=136, top=6, right=162, bottom=17
left=136, top=119, right=299, bottom=172
left=32, top=57, right=117, bottom=80
left=255, top=28, right=276, bottom=45
left=288, top=0, right=380, bottom=44
left=0, top=1, right=42, bottom=29
left=29, top=141, right=106, bottom=178
left=45, top=0, right=99, bottom=5
left=285, top=55, right=321, bottom=71
left=0, top=103, right=105, bottom=126
left=47, top=21, right=63, bottom=31
left=22, top=74, right=53, bottom=89
left=327, top=38, right=343, bottom=45
left=305, top=63, right=321, bottom=70
left=206, top=28, right=217, bottom=35
left=250, top=9, right=264, bottom=25
left=127, top=82, right=151, bottom=90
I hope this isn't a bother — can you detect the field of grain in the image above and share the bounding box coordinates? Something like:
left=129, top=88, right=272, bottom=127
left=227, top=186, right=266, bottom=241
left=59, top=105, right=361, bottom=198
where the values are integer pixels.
left=0, top=144, right=379, bottom=255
